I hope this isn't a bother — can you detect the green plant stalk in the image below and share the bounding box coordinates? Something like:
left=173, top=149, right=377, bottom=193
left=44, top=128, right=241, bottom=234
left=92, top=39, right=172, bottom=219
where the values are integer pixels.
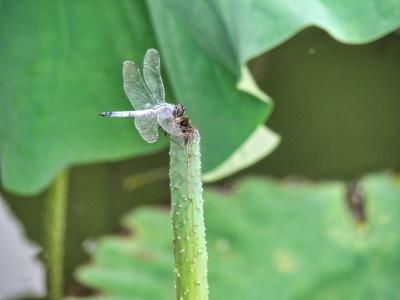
left=169, top=131, right=209, bottom=300
left=44, top=168, right=69, bottom=300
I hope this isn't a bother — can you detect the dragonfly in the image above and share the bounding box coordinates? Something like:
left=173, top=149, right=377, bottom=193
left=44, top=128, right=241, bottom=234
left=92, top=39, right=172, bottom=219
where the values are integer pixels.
left=99, top=49, right=191, bottom=143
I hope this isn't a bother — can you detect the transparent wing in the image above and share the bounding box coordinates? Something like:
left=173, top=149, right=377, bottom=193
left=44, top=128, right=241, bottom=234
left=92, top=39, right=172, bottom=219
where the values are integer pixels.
left=143, top=49, right=165, bottom=103
left=123, top=61, right=158, bottom=110
left=156, top=105, right=182, bottom=137
left=134, top=113, right=159, bottom=143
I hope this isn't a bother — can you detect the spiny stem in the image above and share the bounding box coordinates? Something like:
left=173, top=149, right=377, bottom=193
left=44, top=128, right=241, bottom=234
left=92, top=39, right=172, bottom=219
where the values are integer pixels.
left=44, top=168, right=69, bottom=300
left=169, top=131, right=209, bottom=300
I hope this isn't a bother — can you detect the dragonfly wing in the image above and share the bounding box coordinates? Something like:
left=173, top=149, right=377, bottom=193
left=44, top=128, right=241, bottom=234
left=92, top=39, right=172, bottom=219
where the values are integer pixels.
left=143, top=49, right=165, bottom=103
left=123, top=61, right=157, bottom=110
left=134, top=113, right=159, bottom=143
left=157, top=106, right=182, bottom=137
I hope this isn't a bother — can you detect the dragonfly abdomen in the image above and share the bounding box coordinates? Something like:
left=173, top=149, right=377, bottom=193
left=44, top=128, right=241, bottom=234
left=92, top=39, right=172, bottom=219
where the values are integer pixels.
left=99, top=109, right=155, bottom=118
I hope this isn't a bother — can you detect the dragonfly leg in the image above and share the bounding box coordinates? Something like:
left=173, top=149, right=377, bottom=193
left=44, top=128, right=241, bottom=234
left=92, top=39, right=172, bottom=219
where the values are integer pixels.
left=158, top=126, right=182, bottom=148
left=159, top=126, right=169, bottom=137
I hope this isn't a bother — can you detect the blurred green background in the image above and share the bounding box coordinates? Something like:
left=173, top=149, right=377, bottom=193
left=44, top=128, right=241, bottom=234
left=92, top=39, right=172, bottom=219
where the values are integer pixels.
left=1, top=1, right=400, bottom=299
left=252, top=28, right=400, bottom=179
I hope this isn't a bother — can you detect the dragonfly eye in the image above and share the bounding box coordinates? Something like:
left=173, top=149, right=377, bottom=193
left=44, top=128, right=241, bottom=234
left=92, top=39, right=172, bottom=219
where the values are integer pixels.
left=175, top=104, right=185, bottom=117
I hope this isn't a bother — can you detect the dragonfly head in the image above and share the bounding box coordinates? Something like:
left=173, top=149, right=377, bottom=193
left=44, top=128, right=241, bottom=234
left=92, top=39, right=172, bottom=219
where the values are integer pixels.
left=174, top=104, right=185, bottom=117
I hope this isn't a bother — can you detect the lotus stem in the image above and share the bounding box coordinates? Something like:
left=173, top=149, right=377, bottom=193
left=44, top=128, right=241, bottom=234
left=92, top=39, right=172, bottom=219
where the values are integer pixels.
left=169, top=131, right=209, bottom=300
left=44, top=168, right=69, bottom=300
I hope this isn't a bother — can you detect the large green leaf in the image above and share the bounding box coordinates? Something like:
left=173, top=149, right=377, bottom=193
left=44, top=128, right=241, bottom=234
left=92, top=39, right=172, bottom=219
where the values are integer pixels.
left=2, top=1, right=400, bottom=194
left=73, top=174, right=400, bottom=299
left=145, top=0, right=400, bottom=173
left=158, top=0, right=400, bottom=73
left=146, top=1, right=271, bottom=171
left=0, top=0, right=167, bottom=194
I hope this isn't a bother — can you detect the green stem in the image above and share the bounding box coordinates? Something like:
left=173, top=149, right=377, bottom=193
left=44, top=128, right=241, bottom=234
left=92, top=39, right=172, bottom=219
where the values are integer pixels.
left=45, top=168, right=69, bottom=300
left=169, top=131, right=209, bottom=300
